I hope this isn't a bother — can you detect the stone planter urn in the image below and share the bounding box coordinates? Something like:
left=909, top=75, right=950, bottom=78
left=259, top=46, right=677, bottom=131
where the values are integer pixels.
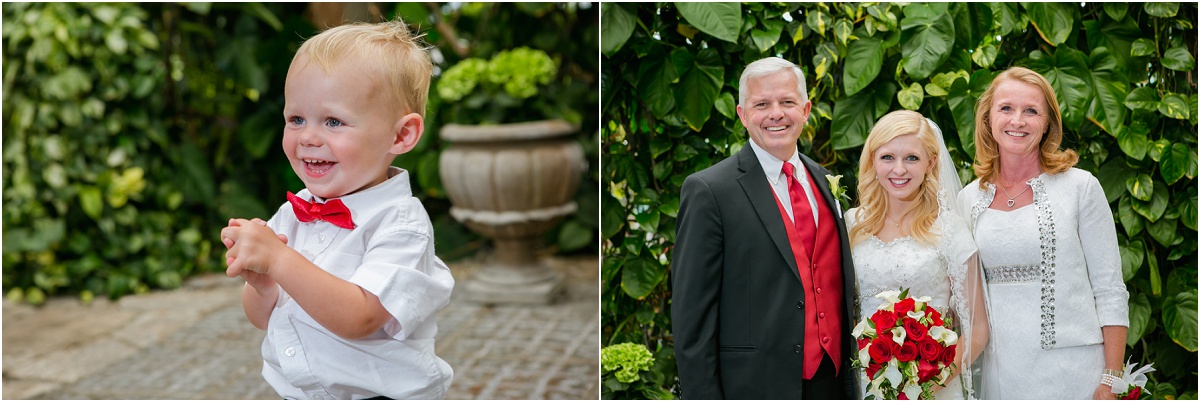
left=439, top=119, right=584, bottom=304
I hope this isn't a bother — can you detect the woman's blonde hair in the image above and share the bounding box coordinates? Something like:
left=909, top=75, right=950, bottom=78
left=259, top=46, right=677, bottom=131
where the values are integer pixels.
left=972, top=66, right=1077, bottom=188
left=290, top=19, right=433, bottom=118
left=851, top=110, right=943, bottom=247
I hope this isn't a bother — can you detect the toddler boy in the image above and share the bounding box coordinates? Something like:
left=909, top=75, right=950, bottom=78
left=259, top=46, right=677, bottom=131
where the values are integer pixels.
left=220, top=20, right=453, bottom=399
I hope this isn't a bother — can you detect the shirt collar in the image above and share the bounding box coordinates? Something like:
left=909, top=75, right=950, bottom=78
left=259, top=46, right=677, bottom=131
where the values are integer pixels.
left=297, top=166, right=412, bottom=221
left=747, top=139, right=804, bottom=185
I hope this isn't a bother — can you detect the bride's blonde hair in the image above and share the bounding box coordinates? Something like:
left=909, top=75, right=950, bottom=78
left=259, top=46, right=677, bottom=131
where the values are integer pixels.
left=850, top=110, right=943, bottom=247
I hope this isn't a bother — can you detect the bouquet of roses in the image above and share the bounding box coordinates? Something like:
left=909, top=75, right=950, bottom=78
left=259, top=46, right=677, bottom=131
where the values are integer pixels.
left=851, top=288, right=958, bottom=400
left=1111, top=358, right=1156, bottom=400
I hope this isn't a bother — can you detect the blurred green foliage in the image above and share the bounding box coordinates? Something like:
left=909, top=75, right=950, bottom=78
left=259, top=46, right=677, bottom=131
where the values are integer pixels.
left=2, top=2, right=598, bottom=304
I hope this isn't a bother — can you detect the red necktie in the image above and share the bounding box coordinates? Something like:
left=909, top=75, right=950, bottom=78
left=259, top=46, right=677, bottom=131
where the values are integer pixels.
left=287, top=191, right=356, bottom=230
left=782, top=162, right=816, bottom=253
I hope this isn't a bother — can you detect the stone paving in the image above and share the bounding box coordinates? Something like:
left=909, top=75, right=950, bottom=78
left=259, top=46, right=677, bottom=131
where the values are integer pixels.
left=2, top=255, right=599, bottom=400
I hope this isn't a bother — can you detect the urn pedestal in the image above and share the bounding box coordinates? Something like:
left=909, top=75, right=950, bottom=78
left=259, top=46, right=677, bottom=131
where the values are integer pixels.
left=438, top=119, right=583, bottom=304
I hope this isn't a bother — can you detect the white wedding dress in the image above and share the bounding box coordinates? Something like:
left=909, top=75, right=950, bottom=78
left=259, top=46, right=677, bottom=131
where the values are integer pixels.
left=847, top=207, right=983, bottom=400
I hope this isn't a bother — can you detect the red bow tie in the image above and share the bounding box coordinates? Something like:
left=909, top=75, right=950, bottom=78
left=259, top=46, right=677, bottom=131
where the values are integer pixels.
left=287, top=191, right=356, bottom=230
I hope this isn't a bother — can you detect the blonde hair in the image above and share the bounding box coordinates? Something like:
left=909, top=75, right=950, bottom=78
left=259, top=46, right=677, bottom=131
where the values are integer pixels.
left=851, top=110, right=943, bottom=247
left=290, top=19, right=433, bottom=118
left=972, top=66, right=1077, bottom=188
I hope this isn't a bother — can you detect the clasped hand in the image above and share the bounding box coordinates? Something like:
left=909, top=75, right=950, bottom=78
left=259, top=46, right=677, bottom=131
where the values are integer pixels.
left=221, top=218, right=289, bottom=289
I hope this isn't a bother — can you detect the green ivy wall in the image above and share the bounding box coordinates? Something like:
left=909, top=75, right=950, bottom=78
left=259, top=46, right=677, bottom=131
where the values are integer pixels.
left=601, top=2, right=1196, bottom=398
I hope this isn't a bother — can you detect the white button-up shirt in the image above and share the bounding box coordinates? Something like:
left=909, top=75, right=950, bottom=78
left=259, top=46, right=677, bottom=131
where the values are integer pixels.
left=748, top=140, right=820, bottom=227
left=261, top=167, right=454, bottom=399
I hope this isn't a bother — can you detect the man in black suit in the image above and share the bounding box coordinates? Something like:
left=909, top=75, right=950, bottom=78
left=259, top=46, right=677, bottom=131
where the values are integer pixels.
left=672, top=57, right=859, bottom=399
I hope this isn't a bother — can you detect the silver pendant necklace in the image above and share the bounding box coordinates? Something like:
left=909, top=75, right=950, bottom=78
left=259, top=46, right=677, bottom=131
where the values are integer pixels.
left=999, top=182, right=1031, bottom=208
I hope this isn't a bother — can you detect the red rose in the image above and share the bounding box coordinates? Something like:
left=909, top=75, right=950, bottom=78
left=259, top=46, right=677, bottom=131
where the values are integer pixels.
left=895, top=298, right=916, bottom=317
left=869, top=336, right=895, bottom=363
left=866, top=361, right=883, bottom=379
left=871, top=309, right=899, bottom=331
left=926, top=307, right=944, bottom=326
left=1121, top=387, right=1142, bottom=400
left=940, top=344, right=957, bottom=365
left=903, top=317, right=927, bottom=341
left=917, top=358, right=941, bottom=383
left=919, top=337, right=944, bottom=361
left=898, top=392, right=910, bottom=400
left=895, top=341, right=919, bottom=362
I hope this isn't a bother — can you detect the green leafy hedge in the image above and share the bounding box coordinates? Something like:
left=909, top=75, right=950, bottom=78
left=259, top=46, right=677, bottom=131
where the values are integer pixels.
left=2, top=3, right=598, bottom=305
left=601, top=2, right=1196, bottom=398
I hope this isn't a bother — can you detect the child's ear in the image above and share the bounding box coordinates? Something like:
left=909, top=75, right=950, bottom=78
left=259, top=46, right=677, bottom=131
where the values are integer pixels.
left=389, top=113, right=423, bottom=155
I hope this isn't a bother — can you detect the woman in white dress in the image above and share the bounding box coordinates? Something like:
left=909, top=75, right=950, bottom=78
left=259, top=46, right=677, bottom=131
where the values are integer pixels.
left=956, top=67, right=1129, bottom=399
left=846, top=110, right=990, bottom=399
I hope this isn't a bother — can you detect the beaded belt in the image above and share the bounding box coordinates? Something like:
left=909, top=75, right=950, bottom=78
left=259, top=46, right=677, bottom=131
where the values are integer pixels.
left=983, top=264, right=1040, bottom=284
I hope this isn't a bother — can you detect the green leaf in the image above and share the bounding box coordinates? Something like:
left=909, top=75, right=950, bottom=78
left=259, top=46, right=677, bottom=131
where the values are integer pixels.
left=1160, top=143, right=1191, bottom=184
left=1028, top=48, right=1091, bottom=130
left=1124, top=87, right=1161, bottom=111
left=900, top=4, right=955, bottom=80
left=831, top=82, right=898, bottom=150
left=1084, top=48, right=1128, bottom=134
left=1131, top=38, right=1156, bottom=57
left=1103, top=3, right=1128, bottom=21
left=1126, top=292, right=1151, bottom=347
left=674, top=48, right=724, bottom=131
left=237, top=108, right=277, bottom=158
left=635, top=209, right=661, bottom=234
left=897, top=82, right=924, bottom=111
left=557, top=220, right=593, bottom=252
left=1144, top=2, right=1179, bottom=18
left=1118, top=196, right=1145, bottom=237
left=242, top=3, right=283, bottom=31
left=1148, top=251, right=1161, bottom=296
left=1025, top=2, right=1074, bottom=45
left=1148, top=139, right=1170, bottom=162
left=1183, top=191, right=1198, bottom=231
left=601, top=3, right=636, bottom=57
left=1126, top=173, right=1153, bottom=201
left=1162, top=289, right=1198, bottom=352
left=675, top=2, right=741, bottom=43
left=1147, top=217, right=1177, bottom=247
left=79, top=186, right=104, bottom=220
left=621, top=257, right=665, bottom=299
left=947, top=77, right=977, bottom=156
left=1116, top=125, right=1150, bottom=160
left=1132, top=179, right=1169, bottom=221
left=1096, top=157, right=1134, bottom=203
left=714, top=92, right=736, bottom=119
left=636, top=54, right=676, bottom=118
left=749, top=18, right=785, bottom=53
left=806, top=9, right=833, bottom=37
left=972, top=43, right=998, bottom=68
left=601, top=196, right=626, bottom=240
left=844, top=36, right=884, bottom=96
left=1158, top=93, right=1190, bottom=120
left=832, top=18, right=854, bottom=47
left=1119, top=236, right=1146, bottom=282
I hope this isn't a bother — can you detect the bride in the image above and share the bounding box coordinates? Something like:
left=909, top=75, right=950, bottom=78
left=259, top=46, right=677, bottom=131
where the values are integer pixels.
left=845, top=110, right=990, bottom=399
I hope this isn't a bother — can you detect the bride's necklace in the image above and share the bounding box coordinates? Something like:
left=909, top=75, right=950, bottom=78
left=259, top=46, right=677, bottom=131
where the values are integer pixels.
left=885, top=215, right=903, bottom=229
left=999, top=182, right=1031, bottom=208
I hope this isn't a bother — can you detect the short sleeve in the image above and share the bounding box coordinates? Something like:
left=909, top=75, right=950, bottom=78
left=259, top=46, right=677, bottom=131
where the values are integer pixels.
left=349, top=226, right=454, bottom=341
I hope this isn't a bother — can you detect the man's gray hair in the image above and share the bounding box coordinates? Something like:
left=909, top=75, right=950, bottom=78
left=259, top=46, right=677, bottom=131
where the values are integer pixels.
left=738, top=57, right=808, bottom=107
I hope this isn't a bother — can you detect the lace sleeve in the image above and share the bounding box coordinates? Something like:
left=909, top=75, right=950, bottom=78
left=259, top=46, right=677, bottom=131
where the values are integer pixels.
left=943, top=215, right=989, bottom=399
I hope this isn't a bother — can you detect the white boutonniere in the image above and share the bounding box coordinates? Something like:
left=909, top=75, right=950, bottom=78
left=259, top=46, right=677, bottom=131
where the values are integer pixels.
left=826, top=174, right=849, bottom=216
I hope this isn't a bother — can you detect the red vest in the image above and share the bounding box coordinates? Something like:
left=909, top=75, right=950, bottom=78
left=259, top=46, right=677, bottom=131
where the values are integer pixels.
left=772, top=168, right=846, bottom=379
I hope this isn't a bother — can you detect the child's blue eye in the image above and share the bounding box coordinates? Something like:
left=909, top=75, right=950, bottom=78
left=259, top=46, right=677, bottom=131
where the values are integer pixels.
left=288, top=116, right=305, bottom=125
left=327, top=118, right=344, bottom=127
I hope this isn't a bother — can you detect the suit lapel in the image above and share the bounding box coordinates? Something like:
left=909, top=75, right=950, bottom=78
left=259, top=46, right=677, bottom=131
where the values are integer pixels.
left=736, top=145, right=802, bottom=283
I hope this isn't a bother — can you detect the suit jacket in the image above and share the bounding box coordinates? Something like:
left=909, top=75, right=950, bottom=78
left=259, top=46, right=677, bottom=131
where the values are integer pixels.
left=671, top=144, right=858, bottom=399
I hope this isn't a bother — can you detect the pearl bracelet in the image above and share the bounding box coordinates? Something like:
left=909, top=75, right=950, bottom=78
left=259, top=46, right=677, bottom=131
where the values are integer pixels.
left=1101, top=369, right=1122, bottom=387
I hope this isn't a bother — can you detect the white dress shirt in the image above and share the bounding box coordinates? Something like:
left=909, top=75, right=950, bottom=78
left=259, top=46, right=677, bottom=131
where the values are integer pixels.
left=261, top=166, right=454, bottom=399
left=747, top=140, right=820, bottom=227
